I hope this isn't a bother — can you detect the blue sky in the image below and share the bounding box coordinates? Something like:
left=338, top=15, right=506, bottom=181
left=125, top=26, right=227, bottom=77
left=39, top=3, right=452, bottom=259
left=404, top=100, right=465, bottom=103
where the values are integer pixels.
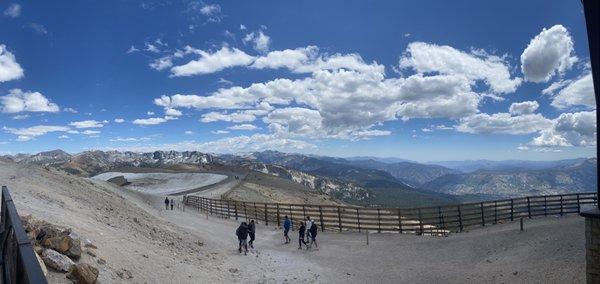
left=0, top=0, right=596, bottom=161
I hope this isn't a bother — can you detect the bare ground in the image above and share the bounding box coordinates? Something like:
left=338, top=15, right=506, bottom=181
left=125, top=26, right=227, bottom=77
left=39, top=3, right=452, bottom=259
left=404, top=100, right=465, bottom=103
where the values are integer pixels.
left=0, top=160, right=586, bottom=283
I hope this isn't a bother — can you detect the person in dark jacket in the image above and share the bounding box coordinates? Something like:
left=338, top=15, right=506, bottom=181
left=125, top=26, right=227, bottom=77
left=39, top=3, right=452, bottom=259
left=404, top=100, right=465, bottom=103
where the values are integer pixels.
left=248, top=220, right=256, bottom=249
left=236, top=222, right=249, bottom=255
left=170, top=198, right=174, bottom=210
left=298, top=222, right=308, bottom=249
left=308, top=222, right=318, bottom=249
left=283, top=216, right=292, bottom=244
left=164, top=197, right=169, bottom=210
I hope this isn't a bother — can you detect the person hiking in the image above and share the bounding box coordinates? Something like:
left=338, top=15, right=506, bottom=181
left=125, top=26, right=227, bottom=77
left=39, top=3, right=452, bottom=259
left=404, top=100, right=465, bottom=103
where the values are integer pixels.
left=298, top=222, right=308, bottom=249
left=164, top=197, right=169, bottom=210
left=236, top=222, right=249, bottom=255
left=248, top=220, right=256, bottom=249
left=170, top=198, right=174, bottom=210
left=308, top=222, right=318, bottom=249
left=283, top=216, right=292, bottom=244
left=304, top=216, right=313, bottom=243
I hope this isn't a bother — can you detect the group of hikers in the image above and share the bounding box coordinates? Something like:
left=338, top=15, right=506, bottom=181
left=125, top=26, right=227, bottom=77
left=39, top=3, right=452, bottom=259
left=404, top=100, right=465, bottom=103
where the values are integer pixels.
left=164, top=197, right=174, bottom=210
left=235, top=215, right=318, bottom=255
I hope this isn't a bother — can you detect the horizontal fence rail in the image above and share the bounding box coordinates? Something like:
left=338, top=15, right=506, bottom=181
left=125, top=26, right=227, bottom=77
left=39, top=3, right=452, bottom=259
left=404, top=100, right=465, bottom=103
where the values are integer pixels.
left=184, top=192, right=597, bottom=236
left=0, top=186, right=48, bottom=284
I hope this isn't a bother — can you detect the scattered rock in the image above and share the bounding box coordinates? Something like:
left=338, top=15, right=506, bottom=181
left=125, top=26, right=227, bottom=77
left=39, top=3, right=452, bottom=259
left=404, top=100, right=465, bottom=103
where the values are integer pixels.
left=67, top=263, right=99, bottom=284
left=96, top=258, right=106, bottom=265
left=116, top=268, right=133, bottom=279
left=86, top=249, right=97, bottom=257
left=107, top=175, right=129, bottom=186
left=513, top=271, right=519, bottom=275
left=84, top=239, right=97, bottom=249
left=142, top=254, right=149, bottom=258
left=42, top=231, right=81, bottom=259
left=229, top=268, right=238, bottom=274
left=42, top=249, right=75, bottom=272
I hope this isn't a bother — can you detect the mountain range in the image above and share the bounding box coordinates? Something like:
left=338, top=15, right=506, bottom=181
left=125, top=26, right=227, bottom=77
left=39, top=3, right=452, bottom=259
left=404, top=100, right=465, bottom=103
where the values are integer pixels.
left=3, top=149, right=596, bottom=207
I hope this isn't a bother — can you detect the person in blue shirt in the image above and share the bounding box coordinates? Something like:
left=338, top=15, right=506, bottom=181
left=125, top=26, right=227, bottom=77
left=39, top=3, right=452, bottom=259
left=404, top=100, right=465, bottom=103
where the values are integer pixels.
left=283, top=215, right=292, bottom=244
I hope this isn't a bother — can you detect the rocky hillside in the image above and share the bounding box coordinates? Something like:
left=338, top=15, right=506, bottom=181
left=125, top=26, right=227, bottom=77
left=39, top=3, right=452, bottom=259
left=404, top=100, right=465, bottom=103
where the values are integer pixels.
left=341, top=159, right=460, bottom=186
left=423, top=158, right=597, bottom=197
left=19, top=149, right=72, bottom=165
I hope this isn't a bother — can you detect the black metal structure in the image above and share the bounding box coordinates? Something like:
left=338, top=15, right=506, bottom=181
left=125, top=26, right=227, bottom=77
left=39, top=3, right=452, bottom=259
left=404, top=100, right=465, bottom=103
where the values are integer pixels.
left=581, top=0, right=600, bottom=208
left=0, top=186, right=47, bottom=284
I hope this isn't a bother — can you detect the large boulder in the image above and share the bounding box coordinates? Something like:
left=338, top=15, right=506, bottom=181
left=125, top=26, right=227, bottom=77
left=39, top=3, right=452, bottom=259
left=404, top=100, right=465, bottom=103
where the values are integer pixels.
left=42, top=231, right=81, bottom=259
left=107, top=175, right=129, bottom=186
left=67, top=263, right=99, bottom=284
left=42, top=249, right=74, bottom=272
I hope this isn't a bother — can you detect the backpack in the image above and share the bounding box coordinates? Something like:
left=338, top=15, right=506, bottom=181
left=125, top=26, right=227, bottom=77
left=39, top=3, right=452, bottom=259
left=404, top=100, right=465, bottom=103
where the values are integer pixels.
left=310, top=223, right=318, bottom=235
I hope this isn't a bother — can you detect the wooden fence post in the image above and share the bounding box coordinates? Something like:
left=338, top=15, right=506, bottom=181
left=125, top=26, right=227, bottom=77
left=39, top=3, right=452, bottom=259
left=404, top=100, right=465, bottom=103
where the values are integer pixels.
left=254, top=202, right=258, bottom=221
left=560, top=195, right=564, bottom=216
left=356, top=208, right=361, bottom=232
left=377, top=209, right=382, bottom=233
left=494, top=201, right=497, bottom=224
left=337, top=207, right=342, bottom=232
left=243, top=202, right=248, bottom=221
left=302, top=205, right=307, bottom=219
left=264, top=204, right=268, bottom=226
left=227, top=200, right=231, bottom=219
left=480, top=203, right=485, bottom=227
left=510, top=199, right=514, bottom=221
left=319, top=206, right=324, bottom=232
left=418, top=208, right=423, bottom=235
left=397, top=209, right=403, bottom=234
left=276, top=203, right=280, bottom=227
left=457, top=205, right=463, bottom=232
left=234, top=202, right=238, bottom=220
left=438, top=206, right=444, bottom=232
left=577, top=193, right=581, bottom=213
left=527, top=197, right=531, bottom=219
left=289, top=205, right=293, bottom=230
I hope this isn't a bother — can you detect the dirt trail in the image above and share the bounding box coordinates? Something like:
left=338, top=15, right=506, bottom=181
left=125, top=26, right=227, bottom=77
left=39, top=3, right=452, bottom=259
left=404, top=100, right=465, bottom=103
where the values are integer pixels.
left=0, top=160, right=586, bottom=283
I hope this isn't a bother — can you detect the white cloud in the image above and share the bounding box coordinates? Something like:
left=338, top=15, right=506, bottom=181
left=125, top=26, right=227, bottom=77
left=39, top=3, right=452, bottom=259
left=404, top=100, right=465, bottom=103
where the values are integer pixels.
left=3, top=125, right=70, bottom=141
left=114, top=118, right=125, bottom=123
left=0, top=45, right=24, bottom=82
left=109, top=137, right=151, bottom=142
left=82, top=130, right=100, bottom=135
left=200, top=4, right=220, bottom=16
left=200, top=110, right=259, bottom=123
left=170, top=47, right=254, bottom=77
left=145, top=43, right=161, bottom=53
left=0, top=89, right=59, bottom=113
left=457, top=113, right=552, bottom=135
left=549, top=73, right=595, bottom=109
left=147, top=111, right=155, bottom=115
left=240, top=24, right=247, bottom=31
left=150, top=56, right=173, bottom=71
left=509, top=101, right=539, bottom=115
left=27, top=23, right=47, bottom=35
left=58, top=135, right=69, bottom=139
left=399, top=42, right=522, bottom=93
left=63, top=107, right=78, bottom=113
left=3, top=4, right=21, bottom=18
left=211, top=130, right=229, bottom=134
left=184, top=130, right=193, bottom=135
left=12, top=114, right=29, bottom=120
left=165, top=108, right=182, bottom=116
left=531, top=111, right=596, bottom=147
left=127, top=45, right=139, bottom=53
left=520, top=25, right=578, bottom=83
left=227, top=124, right=258, bottom=131
left=243, top=31, right=271, bottom=53
left=69, top=120, right=104, bottom=129
left=132, top=117, right=168, bottom=125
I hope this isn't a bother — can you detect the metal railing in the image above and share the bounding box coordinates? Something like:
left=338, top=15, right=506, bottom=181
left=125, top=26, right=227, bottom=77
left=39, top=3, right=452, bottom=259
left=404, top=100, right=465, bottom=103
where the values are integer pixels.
left=185, top=192, right=597, bottom=235
left=0, top=186, right=47, bottom=284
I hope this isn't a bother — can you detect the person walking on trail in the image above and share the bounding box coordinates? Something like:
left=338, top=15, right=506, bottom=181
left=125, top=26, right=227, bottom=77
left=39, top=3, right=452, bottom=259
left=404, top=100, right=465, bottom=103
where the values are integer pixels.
left=304, top=216, right=313, bottom=243
left=308, top=222, right=318, bottom=249
left=283, top=216, right=292, bottom=244
left=298, top=222, right=308, bottom=249
left=170, top=198, right=174, bottom=210
left=236, top=222, right=249, bottom=255
left=248, top=220, right=256, bottom=249
left=164, top=197, right=169, bottom=210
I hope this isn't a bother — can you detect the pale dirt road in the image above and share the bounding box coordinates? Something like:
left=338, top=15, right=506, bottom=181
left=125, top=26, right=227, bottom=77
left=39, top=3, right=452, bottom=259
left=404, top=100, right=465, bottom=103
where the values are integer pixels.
left=0, top=160, right=586, bottom=283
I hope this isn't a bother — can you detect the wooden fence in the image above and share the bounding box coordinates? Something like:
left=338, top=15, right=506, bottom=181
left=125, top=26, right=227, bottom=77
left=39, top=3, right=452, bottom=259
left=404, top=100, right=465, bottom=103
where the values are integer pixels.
left=184, top=192, right=597, bottom=236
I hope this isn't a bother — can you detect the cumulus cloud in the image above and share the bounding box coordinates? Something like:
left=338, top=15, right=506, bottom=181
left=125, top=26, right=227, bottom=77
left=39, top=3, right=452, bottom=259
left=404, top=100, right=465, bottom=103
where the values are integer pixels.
left=457, top=113, right=552, bottom=135
left=114, top=118, right=125, bottom=123
left=3, top=4, right=21, bottom=18
left=531, top=111, right=596, bottom=147
left=399, top=42, right=522, bottom=93
left=165, top=108, right=182, bottom=116
left=132, top=116, right=177, bottom=125
left=243, top=30, right=271, bottom=53
left=69, top=120, right=104, bottom=129
left=170, top=47, right=254, bottom=77
left=0, top=89, right=59, bottom=113
left=520, top=25, right=578, bottom=83
left=63, top=107, right=78, bottom=113
left=0, top=45, right=24, bottom=82
left=509, top=101, right=539, bottom=115
left=2, top=125, right=70, bottom=141
left=548, top=73, right=595, bottom=109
